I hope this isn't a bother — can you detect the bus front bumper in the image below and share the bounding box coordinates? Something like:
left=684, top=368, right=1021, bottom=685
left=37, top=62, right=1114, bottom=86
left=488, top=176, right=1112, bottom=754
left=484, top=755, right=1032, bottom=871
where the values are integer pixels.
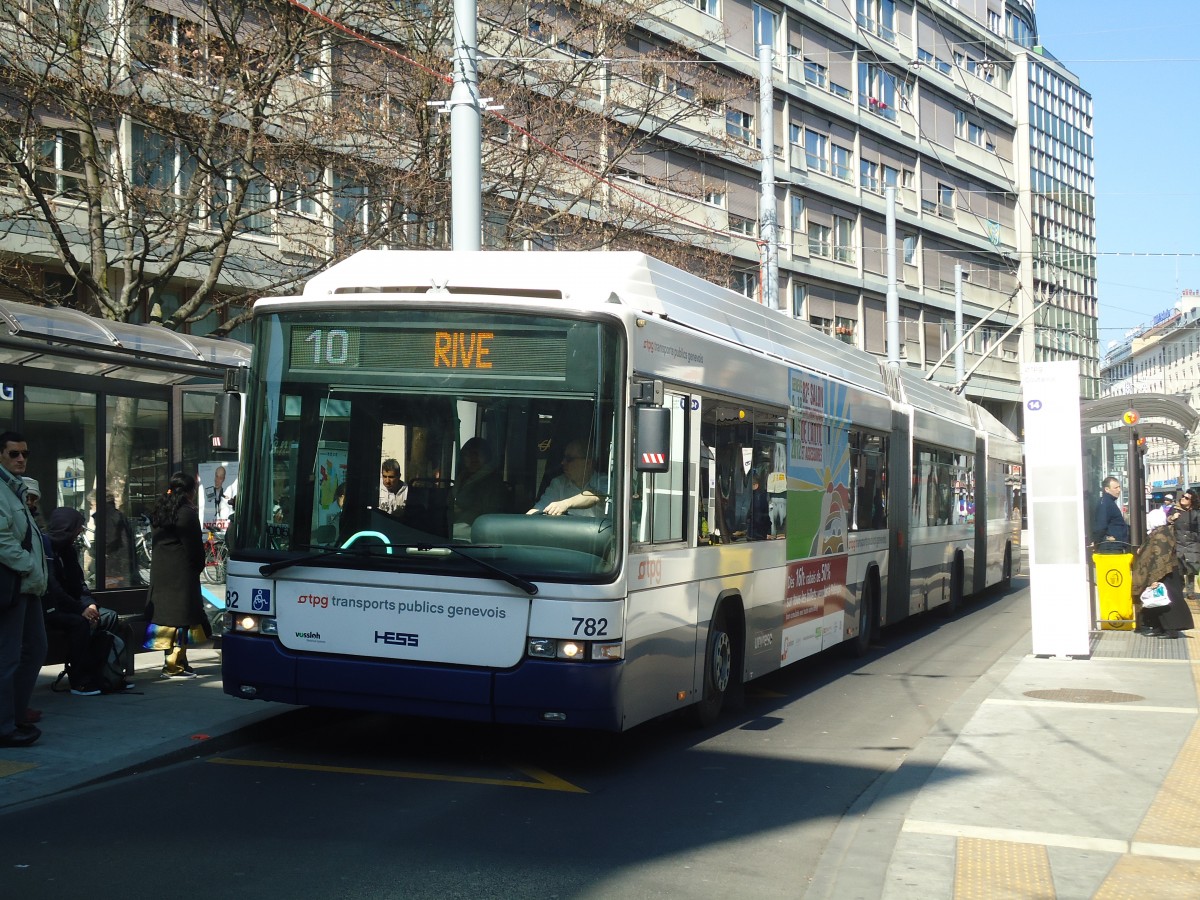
left=221, top=634, right=623, bottom=730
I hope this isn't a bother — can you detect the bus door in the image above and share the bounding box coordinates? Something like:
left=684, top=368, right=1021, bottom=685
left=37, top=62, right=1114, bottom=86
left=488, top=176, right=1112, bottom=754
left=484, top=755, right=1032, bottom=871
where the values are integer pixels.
left=885, top=409, right=911, bottom=625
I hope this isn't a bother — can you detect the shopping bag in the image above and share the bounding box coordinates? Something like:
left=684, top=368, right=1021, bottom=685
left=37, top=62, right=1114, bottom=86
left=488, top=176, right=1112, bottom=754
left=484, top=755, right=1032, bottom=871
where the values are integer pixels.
left=1140, top=583, right=1170, bottom=608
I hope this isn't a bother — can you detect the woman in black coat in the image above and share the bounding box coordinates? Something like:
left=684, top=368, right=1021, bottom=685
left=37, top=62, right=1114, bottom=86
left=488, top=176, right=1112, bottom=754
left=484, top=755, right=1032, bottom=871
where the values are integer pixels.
left=146, top=472, right=207, bottom=677
left=1145, top=489, right=1200, bottom=639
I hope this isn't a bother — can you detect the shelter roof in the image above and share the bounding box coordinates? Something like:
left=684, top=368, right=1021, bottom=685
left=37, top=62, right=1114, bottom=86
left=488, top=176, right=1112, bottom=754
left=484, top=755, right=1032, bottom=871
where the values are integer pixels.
left=0, top=300, right=249, bottom=384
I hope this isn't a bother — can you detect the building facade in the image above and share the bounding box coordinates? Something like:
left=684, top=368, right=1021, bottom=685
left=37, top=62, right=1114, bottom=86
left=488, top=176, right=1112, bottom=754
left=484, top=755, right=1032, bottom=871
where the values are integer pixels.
left=0, top=0, right=1099, bottom=433
left=1009, top=2, right=1099, bottom=401
left=1100, top=291, right=1200, bottom=490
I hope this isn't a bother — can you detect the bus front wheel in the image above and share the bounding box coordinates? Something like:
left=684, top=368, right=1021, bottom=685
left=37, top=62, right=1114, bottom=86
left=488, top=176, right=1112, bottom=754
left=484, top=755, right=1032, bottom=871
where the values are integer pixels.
left=691, top=607, right=732, bottom=727
left=846, top=581, right=875, bottom=658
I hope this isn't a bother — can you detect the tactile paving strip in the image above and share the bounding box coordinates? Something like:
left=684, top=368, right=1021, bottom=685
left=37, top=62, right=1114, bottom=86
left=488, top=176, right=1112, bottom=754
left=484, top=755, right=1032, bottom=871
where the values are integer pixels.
left=954, top=837, right=1054, bottom=899
left=1093, top=855, right=1200, bottom=899
left=1127, top=660, right=1200, bottom=848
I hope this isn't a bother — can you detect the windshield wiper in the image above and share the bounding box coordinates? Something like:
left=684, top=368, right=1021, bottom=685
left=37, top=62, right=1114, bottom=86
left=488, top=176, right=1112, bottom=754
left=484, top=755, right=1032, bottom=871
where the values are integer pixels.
left=259, top=541, right=538, bottom=595
left=258, top=543, right=389, bottom=577
left=403, top=543, right=538, bottom=596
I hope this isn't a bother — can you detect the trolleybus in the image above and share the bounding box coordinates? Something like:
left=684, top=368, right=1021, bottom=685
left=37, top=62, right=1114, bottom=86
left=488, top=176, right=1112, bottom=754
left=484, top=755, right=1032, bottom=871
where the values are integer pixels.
left=220, top=251, right=1021, bottom=731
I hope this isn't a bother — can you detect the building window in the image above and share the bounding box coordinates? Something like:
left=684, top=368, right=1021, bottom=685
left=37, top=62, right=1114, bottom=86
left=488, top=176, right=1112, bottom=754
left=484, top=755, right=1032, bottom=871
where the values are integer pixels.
left=727, top=109, right=754, bottom=145
left=831, top=144, right=852, bottom=182
left=856, top=0, right=896, bottom=44
left=752, top=4, right=780, bottom=54
left=792, top=282, right=806, bottom=317
left=938, top=182, right=955, bottom=218
left=805, top=130, right=828, bottom=174
left=685, top=0, right=719, bottom=14
left=804, top=59, right=828, bottom=89
left=729, top=214, right=756, bottom=236
left=835, top=316, right=857, bottom=343
left=809, top=223, right=832, bottom=259
left=732, top=269, right=759, bottom=299
left=861, top=159, right=880, bottom=193
left=810, top=315, right=833, bottom=335
left=703, top=189, right=726, bottom=207
left=35, top=129, right=86, bottom=200
left=834, top=214, right=855, bottom=263
left=858, top=63, right=899, bottom=121
left=902, top=233, right=917, bottom=264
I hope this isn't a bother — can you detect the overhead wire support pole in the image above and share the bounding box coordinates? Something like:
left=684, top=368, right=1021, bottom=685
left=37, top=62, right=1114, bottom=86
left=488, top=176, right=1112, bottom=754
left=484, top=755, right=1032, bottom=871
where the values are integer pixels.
left=450, top=0, right=482, bottom=250
left=952, top=290, right=1059, bottom=395
left=758, top=45, right=780, bottom=310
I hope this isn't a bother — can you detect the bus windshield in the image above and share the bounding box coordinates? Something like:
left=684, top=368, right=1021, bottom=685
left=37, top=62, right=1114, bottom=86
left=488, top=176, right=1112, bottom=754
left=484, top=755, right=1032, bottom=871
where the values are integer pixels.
left=235, top=308, right=623, bottom=580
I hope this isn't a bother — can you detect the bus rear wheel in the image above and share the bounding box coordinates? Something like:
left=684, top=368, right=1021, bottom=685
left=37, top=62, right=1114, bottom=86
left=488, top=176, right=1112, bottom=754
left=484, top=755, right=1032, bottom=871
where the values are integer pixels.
left=691, top=607, right=732, bottom=727
left=1001, top=544, right=1013, bottom=590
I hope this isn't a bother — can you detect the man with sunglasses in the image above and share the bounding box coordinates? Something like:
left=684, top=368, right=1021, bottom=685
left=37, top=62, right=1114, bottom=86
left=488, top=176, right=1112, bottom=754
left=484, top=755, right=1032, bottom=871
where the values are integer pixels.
left=0, top=431, right=48, bottom=747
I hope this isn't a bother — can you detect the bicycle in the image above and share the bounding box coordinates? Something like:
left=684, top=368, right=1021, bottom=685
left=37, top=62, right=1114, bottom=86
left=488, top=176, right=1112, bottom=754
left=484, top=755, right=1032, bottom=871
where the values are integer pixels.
left=202, top=521, right=228, bottom=584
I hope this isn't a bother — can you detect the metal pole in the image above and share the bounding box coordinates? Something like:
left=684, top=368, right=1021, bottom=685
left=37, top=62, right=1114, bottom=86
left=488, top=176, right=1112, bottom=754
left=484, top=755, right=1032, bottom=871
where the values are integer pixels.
left=885, top=186, right=899, bottom=367
left=954, top=264, right=965, bottom=384
left=758, top=45, right=779, bottom=310
left=450, top=0, right=481, bottom=250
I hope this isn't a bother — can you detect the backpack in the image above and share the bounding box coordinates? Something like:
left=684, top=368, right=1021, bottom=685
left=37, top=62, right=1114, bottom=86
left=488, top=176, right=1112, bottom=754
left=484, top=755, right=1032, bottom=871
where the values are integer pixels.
left=56, top=630, right=129, bottom=694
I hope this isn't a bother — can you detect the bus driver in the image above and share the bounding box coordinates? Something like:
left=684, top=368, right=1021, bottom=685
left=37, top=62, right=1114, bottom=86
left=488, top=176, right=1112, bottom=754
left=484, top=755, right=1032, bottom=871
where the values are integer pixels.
left=528, top=439, right=608, bottom=517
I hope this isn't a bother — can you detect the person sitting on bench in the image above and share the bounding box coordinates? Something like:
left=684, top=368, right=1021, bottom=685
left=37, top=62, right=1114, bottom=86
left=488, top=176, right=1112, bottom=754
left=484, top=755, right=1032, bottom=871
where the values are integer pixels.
left=42, top=508, right=130, bottom=695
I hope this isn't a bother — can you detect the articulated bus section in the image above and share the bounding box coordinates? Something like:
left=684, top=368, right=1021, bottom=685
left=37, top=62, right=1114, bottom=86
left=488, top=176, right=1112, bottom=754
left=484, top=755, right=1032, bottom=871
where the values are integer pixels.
left=221, top=250, right=1021, bottom=731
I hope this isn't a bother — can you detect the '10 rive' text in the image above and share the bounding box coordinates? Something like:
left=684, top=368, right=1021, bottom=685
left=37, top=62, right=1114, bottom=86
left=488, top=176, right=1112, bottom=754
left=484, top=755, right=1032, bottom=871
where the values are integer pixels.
left=434, top=331, right=494, bottom=368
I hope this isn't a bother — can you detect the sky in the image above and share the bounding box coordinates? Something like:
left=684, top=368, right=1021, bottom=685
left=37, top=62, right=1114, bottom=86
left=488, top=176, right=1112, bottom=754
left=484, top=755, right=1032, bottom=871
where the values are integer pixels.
left=1031, top=2, right=1200, bottom=352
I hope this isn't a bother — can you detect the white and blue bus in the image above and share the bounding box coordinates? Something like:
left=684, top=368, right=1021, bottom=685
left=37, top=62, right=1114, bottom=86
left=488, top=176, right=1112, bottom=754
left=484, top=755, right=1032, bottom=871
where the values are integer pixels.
left=220, top=251, right=1021, bottom=731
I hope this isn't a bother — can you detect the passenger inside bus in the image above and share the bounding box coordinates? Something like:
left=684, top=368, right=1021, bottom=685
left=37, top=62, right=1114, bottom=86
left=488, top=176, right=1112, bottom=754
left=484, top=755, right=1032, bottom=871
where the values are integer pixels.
left=451, top=438, right=510, bottom=538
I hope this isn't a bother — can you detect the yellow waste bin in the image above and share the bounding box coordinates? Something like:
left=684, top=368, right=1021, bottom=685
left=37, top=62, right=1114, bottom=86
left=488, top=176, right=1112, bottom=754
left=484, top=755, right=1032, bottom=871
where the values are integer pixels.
left=1093, top=551, right=1135, bottom=630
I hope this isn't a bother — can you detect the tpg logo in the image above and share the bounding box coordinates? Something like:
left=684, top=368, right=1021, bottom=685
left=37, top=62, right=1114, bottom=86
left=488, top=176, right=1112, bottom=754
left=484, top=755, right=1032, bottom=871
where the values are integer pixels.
left=637, top=559, right=662, bottom=584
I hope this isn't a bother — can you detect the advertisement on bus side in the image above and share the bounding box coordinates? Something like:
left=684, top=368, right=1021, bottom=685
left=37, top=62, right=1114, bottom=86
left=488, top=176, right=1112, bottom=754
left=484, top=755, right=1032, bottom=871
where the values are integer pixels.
left=784, top=369, right=852, bottom=660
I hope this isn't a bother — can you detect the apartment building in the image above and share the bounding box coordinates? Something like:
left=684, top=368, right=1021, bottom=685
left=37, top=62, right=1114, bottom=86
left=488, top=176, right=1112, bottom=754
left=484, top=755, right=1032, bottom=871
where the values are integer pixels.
left=1010, top=4, right=1099, bottom=400
left=1100, top=291, right=1200, bottom=489
left=0, top=0, right=1097, bottom=431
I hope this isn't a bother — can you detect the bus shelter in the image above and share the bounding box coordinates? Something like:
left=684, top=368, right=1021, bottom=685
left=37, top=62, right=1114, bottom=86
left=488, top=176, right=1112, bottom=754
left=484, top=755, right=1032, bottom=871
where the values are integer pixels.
left=0, top=299, right=249, bottom=616
left=1081, top=394, right=1199, bottom=631
left=1082, top=394, right=1200, bottom=547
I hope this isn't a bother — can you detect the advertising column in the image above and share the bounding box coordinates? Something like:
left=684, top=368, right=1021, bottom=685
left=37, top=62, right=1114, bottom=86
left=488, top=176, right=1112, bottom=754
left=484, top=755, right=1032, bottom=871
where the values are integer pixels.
left=1023, top=361, right=1091, bottom=656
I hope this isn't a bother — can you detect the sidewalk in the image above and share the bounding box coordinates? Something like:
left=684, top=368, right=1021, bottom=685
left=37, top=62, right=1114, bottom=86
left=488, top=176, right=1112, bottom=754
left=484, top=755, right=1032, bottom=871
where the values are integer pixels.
left=806, top=614, right=1200, bottom=898
left=4, top=606, right=1200, bottom=898
left=0, top=648, right=285, bottom=811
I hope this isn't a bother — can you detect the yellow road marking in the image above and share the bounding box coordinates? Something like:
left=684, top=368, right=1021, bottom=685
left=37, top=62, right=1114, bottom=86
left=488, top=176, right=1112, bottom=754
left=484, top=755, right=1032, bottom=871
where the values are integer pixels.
left=208, top=756, right=587, bottom=793
left=0, top=760, right=37, bottom=778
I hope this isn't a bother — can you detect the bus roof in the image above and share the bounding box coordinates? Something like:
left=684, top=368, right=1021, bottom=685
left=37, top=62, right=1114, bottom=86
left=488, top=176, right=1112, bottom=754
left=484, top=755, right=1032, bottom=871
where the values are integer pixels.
left=281, top=250, right=888, bottom=392
left=268, top=250, right=1018, bottom=444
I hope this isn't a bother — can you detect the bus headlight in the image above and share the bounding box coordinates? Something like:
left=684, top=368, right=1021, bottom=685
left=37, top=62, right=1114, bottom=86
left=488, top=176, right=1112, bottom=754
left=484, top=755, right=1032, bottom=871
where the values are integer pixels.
left=227, top=615, right=278, bottom=636
left=526, top=637, right=623, bottom=661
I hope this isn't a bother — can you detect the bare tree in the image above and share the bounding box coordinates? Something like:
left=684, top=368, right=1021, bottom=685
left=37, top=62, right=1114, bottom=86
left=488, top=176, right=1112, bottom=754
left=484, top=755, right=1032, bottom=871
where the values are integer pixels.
left=0, top=0, right=753, bottom=334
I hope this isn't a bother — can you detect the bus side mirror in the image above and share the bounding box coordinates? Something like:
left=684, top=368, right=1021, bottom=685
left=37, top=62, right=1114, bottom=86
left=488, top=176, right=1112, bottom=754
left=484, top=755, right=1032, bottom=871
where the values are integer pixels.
left=634, top=406, right=670, bottom=473
left=212, top=392, right=242, bottom=451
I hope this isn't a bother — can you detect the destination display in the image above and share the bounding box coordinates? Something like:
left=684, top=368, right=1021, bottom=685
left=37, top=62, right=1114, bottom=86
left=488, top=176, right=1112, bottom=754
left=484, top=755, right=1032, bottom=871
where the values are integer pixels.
left=287, top=323, right=570, bottom=379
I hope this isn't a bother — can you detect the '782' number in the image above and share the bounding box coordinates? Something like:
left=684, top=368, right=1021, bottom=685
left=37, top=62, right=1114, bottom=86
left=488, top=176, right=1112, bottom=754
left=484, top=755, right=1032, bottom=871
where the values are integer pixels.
left=572, top=617, right=609, bottom=637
